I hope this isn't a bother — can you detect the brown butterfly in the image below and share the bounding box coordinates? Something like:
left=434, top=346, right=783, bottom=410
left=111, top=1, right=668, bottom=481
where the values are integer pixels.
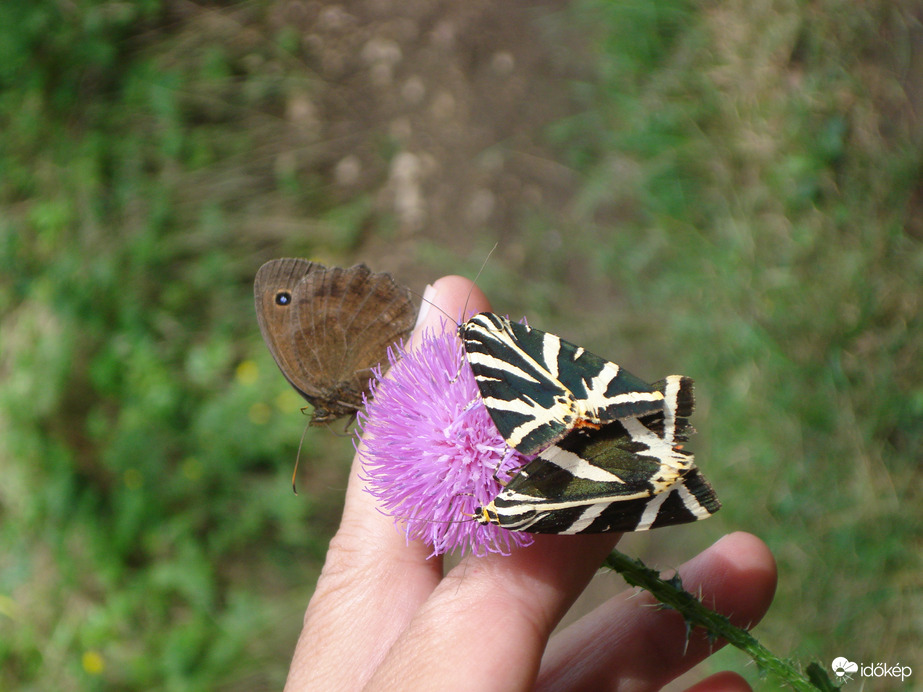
left=254, top=258, right=417, bottom=424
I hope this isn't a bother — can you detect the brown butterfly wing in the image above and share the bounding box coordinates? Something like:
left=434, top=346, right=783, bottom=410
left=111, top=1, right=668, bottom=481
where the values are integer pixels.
left=318, top=264, right=417, bottom=398
left=254, top=258, right=416, bottom=424
left=254, top=258, right=319, bottom=399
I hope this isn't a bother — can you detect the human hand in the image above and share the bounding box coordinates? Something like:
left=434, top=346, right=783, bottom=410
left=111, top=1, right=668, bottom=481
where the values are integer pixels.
left=284, top=275, right=777, bottom=691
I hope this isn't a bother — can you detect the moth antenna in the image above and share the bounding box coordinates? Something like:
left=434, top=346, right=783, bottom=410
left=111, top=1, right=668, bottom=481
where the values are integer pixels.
left=408, top=286, right=457, bottom=327
left=461, top=242, right=498, bottom=322
left=391, top=513, right=472, bottom=527
left=412, top=243, right=500, bottom=331
left=453, top=242, right=499, bottom=383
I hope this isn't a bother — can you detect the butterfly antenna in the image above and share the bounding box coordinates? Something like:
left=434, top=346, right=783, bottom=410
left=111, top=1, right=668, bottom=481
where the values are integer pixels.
left=292, top=420, right=311, bottom=494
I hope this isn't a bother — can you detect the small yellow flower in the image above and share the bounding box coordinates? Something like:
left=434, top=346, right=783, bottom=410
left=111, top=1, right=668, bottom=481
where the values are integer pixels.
left=236, top=360, right=259, bottom=385
left=82, top=650, right=105, bottom=675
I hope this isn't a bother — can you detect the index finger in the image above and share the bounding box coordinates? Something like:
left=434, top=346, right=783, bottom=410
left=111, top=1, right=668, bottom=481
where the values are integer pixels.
left=285, top=275, right=490, bottom=691
left=341, top=275, right=490, bottom=563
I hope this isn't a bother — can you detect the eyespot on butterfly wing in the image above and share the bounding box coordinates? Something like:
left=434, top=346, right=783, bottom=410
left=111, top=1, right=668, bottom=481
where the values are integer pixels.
left=254, top=258, right=417, bottom=424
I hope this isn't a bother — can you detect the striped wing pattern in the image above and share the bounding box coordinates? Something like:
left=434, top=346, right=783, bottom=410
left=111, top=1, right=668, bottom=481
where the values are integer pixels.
left=461, top=313, right=666, bottom=455
left=476, top=376, right=720, bottom=534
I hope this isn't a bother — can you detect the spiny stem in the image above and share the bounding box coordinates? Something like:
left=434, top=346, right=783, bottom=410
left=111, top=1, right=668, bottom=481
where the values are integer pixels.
left=603, top=549, right=839, bottom=692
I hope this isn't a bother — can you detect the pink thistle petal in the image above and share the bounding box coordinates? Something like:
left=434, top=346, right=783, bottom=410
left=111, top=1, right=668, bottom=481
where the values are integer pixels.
left=358, top=322, right=533, bottom=557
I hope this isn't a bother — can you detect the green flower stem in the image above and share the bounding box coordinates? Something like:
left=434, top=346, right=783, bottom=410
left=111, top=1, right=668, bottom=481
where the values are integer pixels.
left=603, top=549, right=838, bottom=691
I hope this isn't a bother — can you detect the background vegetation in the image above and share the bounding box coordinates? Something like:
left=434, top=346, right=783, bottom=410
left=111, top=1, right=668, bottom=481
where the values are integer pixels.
left=1, top=0, right=920, bottom=689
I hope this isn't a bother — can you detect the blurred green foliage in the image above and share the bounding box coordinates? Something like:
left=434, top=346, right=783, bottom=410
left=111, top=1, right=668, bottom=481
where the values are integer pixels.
left=0, top=1, right=346, bottom=688
left=557, top=0, right=923, bottom=679
left=1, top=0, right=921, bottom=689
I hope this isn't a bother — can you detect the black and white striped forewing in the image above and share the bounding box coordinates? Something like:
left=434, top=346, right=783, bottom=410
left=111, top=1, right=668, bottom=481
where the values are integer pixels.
left=461, top=313, right=665, bottom=455
left=485, top=468, right=718, bottom=534
left=476, top=375, right=720, bottom=534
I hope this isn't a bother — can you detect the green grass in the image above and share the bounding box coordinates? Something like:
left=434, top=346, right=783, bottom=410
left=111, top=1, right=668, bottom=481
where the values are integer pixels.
left=1, top=0, right=921, bottom=689
left=556, top=0, right=923, bottom=683
left=0, top=2, right=347, bottom=688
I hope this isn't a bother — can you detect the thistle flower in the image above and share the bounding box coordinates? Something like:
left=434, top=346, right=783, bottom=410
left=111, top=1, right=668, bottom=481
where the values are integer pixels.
left=358, top=322, right=534, bottom=557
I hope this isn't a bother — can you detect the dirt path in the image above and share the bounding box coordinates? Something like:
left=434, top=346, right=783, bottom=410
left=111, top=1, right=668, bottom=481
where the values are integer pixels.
left=271, top=1, right=584, bottom=275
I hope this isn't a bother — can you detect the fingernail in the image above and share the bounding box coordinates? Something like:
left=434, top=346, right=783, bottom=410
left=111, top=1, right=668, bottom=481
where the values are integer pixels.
left=710, top=532, right=739, bottom=550
left=414, top=283, right=436, bottom=329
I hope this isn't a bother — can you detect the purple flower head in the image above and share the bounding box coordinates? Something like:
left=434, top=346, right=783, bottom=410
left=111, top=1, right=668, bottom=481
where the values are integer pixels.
left=358, top=321, right=534, bottom=557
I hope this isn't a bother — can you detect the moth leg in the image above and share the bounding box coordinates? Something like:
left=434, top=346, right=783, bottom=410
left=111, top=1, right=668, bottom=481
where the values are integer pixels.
left=447, top=354, right=466, bottom=384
